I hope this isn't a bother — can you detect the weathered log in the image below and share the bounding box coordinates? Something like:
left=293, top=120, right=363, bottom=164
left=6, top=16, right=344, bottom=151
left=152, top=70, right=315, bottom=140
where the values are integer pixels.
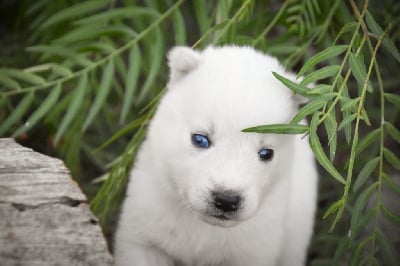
left=0, top=138, right=113, bottom=266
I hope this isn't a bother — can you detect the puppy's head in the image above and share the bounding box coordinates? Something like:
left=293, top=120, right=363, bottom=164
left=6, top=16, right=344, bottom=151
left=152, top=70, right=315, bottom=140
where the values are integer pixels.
left=148, top=46, right=305, bottom=227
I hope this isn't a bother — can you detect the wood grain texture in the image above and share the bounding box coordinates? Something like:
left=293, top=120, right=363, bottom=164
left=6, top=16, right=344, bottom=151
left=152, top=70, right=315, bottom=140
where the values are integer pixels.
left=0, top=138, right=113, bottom=266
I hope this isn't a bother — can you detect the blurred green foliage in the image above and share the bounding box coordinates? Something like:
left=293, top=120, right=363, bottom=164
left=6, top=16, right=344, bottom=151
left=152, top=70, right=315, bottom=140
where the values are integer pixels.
left=0, top=0, right=399, bottom=264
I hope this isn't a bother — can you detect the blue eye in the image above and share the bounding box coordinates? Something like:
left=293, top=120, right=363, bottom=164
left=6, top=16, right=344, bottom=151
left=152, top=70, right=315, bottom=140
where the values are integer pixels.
left=192, top=134, right=210, bottom=148
left=258, top=148, right=274, bottom=161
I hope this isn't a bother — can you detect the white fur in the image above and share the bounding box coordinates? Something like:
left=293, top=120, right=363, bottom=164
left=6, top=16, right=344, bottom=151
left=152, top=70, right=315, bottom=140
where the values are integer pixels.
left=114, top=46, right=318, bottom=266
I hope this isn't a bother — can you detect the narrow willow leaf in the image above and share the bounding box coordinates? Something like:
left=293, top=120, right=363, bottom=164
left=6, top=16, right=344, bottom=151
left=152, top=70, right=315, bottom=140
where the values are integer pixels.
left=360, top=108, right=371, bottom=126
left=96, top=114, right=147, bottom=152
left=74, top=7, right=159, bottom=25
left=339, top=83, right=352, bottom=144
left=351, top=183, right=378, bottom=234
left=55, top=25, right=137, bottom=44
left=137, top=28, right=164, bottom=103
left=350, top=238, right=370, bottom=266
left=193, top=0, right=211, bottom=35
left=0, top=69, right=45, bottom=85
left=83, top=60, right=114, bottom=131
left=12, top=83, right=62, bottom=138
left=338, top=113, right=357, bottom=131
left=340, top=97, right=359, bottom=112
left=350, top=209, right=376, bottom=242
left=324, top=111, right=337, bottom=161
left=334, top=22, right=358, bottom=44
left=306, top=84, right=331, bottom=95
left=333, top=237, right=350, bottom=263
left=0, top=74, right=20, bottom=90
left=298, top=45, right=348, bottom=77
left=290, top=99, right=325, bottom=124
left=385, top=93, right=400, bottom=106
left=28, top=45, right=93, bottom=67
left=120, top=46, right=141, bottom=124
left=272, top=72, right=309, bottom=97
left=242, top=124, right=308, bottom=134
left=381, top=204, right=400, bottom=226
left=309, top=113, right=345, bottom=184
left=323, top=199, right=343, bottom=219
left=0, top=91, right=35, bottom=136
left=384, top=122, right=400, bottom=143
left=50, top=64, right=73, bottom=77
left=40, top=0, right=110, bottom=29
left=375, top=229, right=397, bottom=266
left=365, top=11, right=400, bottom=63
left=300, top=65, right=340, bottom=86
left=353, top=157, right=380, bottom=193
left=355, top=128, right=381, bottom=155
left=55, top=74, right=88, bottom=144
left=172, top=8, right=186, bottom=45
left=383, top=148, right=400, bottom=170
left=349, top=53, right=373, bottom=92
left=382, top=173, right=400, bottom=196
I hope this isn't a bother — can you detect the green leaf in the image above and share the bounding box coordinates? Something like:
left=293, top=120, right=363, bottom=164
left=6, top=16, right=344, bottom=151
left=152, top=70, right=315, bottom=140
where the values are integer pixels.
left=323, top=199, right=343, bottom=219
left=83, top=60, right=115, bottom=131
left=298, top=45, right=348, bottom=77
left=385, top=93, right=400, bottom=106
left=50, top=64, right=73, bottom=77
left=96, top=114, right=147, bottom=152
left=380, top=204, right=400, bottom=226
left=0, top=91, right=35, bottom=136
left=353, top=157, right=380, bottom=193
left=0, top=73, right=21, bottom=90
left=333, top=237, right=350, bottom=264
left=242, top=124, right=308, bottom=134
left=193, top=0, right=211, bottom=35
left=383, top=148, right=400, bottom=170
left=338, top=113, right=357, bottom=131
left=340, top=97, right=359, bottom=112
left=355, top=128, right=381, bottom=155
left=290, top=99, right=326, bottom=124
left=300, top=65, right=340, bottom=86
left=55, top=74, right=88, bottom=144
left=27, top=45, right=93, bottom=67
left=339, top=84, right=352, bottom=144
left=351, top=183, right=378, bottom=234
left=137, top=27, right=164, bottom=103
left=375, top=229, right=397, bottom=266
left=309, top=113, right=345, bottom=184
left=349, top=53, right=373, bottom=92
left=385, top=122, right=400, bottom=144
left=350, top=209, right=376, bottom=242
left=382, top=173, right=400, bottom=196
left=306, top=84, right=331, bottom=95
left=365, top=11, right=400, bottom=63
left=272, top=71, right=309, bottom=97
left=39, top=0, right=110, bottom=29
left=74, top=7, right=159, bottom=25
left=334, top=22, right=358, bottom=43
left=350, top=238, right=370, bottom=266
left=172, top=8, right=186, bottom=45
left=12, top=83, right=62, bottom=138
left=0, top=68, right=45, bottom=85
left=324, top=111, right=337, bottom=161
left=55, top=25, right=137, bottom=44
left=120, top=46, right=141, bottom=124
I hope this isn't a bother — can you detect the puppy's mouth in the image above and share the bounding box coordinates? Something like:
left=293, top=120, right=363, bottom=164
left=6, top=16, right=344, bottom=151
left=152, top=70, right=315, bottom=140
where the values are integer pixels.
left=199, top=210, right=241, bottom=227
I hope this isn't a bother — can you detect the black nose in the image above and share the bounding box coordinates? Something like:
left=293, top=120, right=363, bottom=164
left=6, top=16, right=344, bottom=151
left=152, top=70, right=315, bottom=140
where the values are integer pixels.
left=212, top=191, right=241, bottom=212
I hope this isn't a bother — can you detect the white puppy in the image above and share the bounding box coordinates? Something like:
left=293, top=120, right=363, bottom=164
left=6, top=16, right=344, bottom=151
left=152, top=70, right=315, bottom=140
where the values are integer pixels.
left=114, top=46, right=318, bottom=266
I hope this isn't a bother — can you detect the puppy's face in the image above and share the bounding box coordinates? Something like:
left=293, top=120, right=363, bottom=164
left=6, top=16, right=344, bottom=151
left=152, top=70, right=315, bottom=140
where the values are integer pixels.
left=147, top=46, right=301, bottom=227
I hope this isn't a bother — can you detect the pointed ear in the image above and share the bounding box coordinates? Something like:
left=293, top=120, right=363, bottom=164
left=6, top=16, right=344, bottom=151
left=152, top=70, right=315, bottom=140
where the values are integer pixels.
left=167, top=46, right=202, bottom=85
